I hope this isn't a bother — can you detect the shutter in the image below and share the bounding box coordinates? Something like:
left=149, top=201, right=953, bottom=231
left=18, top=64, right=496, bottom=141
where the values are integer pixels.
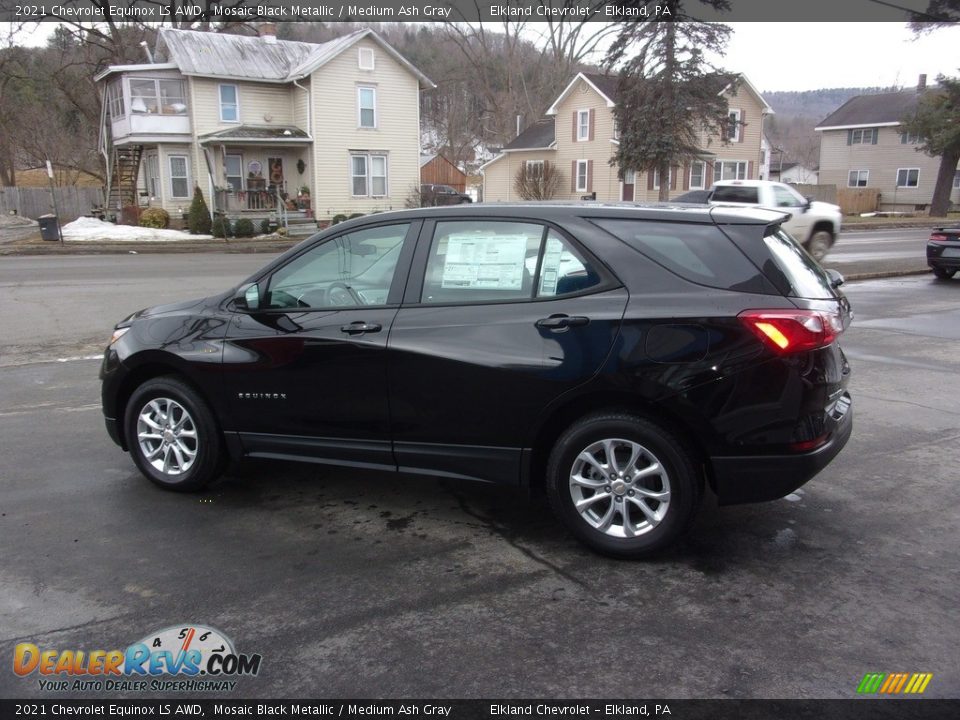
left=571, top=161, right=577, bottom=193
left=671, top=165, right=678, bottom=190
left=738, top=110, right=745, bottom=143
left=847, top=130, right=853, bottom=146
left=683, top=163, right=690, bottom=190
left=572, top=112, right=577, bottom=142
left=871, top=128, right=878, bottom=144
left=587, top=160, right=593, bottom=192
left=748, top=161, right=755, bottom=179
left=647, top=170, right=655, bottom=191
left=588, top=109, right=595, bottom=141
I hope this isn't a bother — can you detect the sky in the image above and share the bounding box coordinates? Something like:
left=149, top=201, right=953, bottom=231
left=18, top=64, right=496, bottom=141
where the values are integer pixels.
left=3, top=21, right=958, bottom=93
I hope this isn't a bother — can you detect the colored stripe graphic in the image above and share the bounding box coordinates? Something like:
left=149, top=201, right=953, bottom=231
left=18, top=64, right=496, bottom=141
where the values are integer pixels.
left=858, top=672, right=933, bottom=694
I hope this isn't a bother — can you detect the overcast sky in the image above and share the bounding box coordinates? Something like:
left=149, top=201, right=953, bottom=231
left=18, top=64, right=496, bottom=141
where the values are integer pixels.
left=3, top=21, right=958, bottom=93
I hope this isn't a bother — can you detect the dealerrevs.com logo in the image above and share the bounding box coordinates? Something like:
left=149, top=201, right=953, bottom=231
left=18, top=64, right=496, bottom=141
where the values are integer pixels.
left=13, top=624, right=262, bottom=692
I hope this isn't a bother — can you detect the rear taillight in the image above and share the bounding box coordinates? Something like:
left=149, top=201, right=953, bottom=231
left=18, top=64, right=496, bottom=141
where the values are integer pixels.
left=738, top=309, right=843, bottom=354
left=929, top=234, right=947, bottom=241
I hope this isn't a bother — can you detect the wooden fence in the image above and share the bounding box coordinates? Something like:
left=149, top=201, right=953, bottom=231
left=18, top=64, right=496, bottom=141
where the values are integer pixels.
left=0, top=186, right=104, bottom=222
left=791, top=183, right=837, bottom=204
left=836, top=188, right=881, bottom=215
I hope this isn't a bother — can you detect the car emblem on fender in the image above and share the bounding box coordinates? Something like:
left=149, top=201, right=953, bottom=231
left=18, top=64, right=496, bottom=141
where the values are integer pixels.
left=238, top=393, right=287, bottom=400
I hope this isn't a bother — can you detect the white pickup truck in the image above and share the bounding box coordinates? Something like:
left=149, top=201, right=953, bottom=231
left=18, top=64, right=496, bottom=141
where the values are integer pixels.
left=709, top=180, right=842, bottom=261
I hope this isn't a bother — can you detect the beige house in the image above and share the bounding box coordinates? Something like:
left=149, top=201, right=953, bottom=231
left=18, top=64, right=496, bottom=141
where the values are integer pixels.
left=815, top=81, right=960, bottom=212
left=96, top=25, right=433, bottom=228
left=482, top=72, right=772, bottom=203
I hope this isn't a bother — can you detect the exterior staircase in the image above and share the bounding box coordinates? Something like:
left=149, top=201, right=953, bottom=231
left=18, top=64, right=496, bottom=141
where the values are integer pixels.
left=285, top=212, right=317, bottom=237
left=106, top=145, right=143, bottom=211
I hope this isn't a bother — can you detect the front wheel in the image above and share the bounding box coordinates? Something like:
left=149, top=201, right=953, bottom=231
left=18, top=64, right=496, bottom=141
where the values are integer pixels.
left=932, top=268, right=956, bottom=280
left=124, top=376, right=224, bottom=492
left=546, top=413, right=702, bottom=558
left=805, top=230, right=833, bottom=261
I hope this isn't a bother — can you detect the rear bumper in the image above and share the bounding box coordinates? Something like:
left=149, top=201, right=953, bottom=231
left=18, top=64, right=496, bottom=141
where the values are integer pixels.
left=928, top=257, right=960, bottom=271
left=710, top=399, right=853, bottom=505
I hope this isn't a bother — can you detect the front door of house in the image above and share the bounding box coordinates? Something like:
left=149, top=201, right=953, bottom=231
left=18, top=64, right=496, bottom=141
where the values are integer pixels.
left=622, top=170, right=635, bottom=201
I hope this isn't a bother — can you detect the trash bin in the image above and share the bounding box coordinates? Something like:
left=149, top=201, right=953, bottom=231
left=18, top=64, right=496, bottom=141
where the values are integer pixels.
left=38, top=214, right=61, bottom=241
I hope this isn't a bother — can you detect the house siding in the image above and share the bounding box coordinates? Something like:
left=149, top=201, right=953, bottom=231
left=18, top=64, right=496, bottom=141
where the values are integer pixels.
left=553, top=80, right=619, bottom=201
left=482, top=150, right=558, bottom=202
left=309, top=37, right=421, bottom=218
left=818, top=127, right=960, bottom=210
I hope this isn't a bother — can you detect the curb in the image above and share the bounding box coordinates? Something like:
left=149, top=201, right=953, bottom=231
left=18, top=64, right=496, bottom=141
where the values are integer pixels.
left=841, top=268, right=931, bottom=281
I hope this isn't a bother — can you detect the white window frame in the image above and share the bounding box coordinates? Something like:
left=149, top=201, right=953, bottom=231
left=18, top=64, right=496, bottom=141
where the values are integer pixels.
left=727, top=109, right=742, bottom=142
left=689, top=161, right=705, bottom=190
left=848, top=170, right=869, bottom=188
left=351, top=155, right=368, bottom=197
left=370, top=155, right=388, bottom=197
left=358, top=47, right=375, bottom=70
left=357, top=86, right=377, bottom=129
left=896, top=168, right=920, bottom=188
left=577, top=109, right=590, bottom=141
left=575, top=160, right=588, bottom=192
left=954, top=169, right=960, bottom=189
left=526, top=160, right=544, bottom=179
left=145, top=153, right=160, bottom=198
left=900, top=132, right=921, bottom=145
left=224, top=153, right=244, bottom=192
left=168, top=155, right=190, bottom=199
left=219, top=84, right=239, bottom=123
left=850, top=128, right=875, bottom=144
left=351, top=153, right=388, bottom=197
left=652, top=167, right=673, bottom=190
left=713, top=160, right=747, bottom=182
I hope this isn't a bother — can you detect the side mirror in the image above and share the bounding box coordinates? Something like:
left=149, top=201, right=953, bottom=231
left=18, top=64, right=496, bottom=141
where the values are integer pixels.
left=234, top=282, right=260, bottom=311
left=825, top=269, right=845, bottom=288
left=803, top=196, right=813, bottom=212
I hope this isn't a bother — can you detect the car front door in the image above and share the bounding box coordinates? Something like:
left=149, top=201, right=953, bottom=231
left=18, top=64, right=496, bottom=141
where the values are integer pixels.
left=222, top=221, right=418, bottom=468
left=772, top=183, right=813, bottom=243
left=387, top=218, right=628, bottom=484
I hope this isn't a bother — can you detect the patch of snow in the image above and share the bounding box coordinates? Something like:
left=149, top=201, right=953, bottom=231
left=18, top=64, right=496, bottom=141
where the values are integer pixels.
left=0, top=214, right=38, bottom=228
left=61, top=217, right=211, bottom=242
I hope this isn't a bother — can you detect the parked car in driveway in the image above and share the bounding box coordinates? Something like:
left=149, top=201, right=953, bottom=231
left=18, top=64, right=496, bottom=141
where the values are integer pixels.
left=671, top=190, right=711, bottom=204
left=420, top=183, right=472, bottom=206
left=100, top=203, right=853, bottom=558
left=709, top=180, right=842, bottom=261
left=927, top=226, right=960, bottom=279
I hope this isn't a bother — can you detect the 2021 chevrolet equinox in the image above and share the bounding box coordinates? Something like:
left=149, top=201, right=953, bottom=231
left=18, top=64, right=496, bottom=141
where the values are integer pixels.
left=101, top=203, right=853, bottom=558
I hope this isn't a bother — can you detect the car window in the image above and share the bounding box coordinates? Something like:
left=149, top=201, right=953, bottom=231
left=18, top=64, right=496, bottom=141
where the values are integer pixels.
left=590, top=219, right=765, bottom=292
left=711, top=185, right=759, bottom=204
left=537, top=230, right=601, bottom=297
left=265, top=223, right=410, bottom=309
left=763, top=227, right=835, bottom=299
left=773, top=185, right=803, bottom=207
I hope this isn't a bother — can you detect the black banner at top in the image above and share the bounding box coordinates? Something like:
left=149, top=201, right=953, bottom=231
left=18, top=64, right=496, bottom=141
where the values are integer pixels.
left=0, top=0, right=958, bottom=24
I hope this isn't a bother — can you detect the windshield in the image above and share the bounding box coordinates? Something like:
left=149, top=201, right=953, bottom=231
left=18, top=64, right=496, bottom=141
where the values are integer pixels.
left=763, top=227, right=835, bottom=299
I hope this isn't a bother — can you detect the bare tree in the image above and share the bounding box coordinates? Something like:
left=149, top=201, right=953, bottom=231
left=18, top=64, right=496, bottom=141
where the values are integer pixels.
left=514, top=160, right=564, bottom=200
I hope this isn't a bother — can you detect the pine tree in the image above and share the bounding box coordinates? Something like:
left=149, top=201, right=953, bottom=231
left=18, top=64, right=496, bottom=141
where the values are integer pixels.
left=605, top=2, right=734, bottom=201
left=187, top=186, right=212, bottom=235
left=900, top=74, right=960, bottom=217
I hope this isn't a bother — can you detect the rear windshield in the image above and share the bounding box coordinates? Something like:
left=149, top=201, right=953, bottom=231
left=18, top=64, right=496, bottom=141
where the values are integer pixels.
left=591, top=218, right=765, bottom=292
left=763, top=227, right=835, bottom=299
left=711, top=185, right=759, bottom=203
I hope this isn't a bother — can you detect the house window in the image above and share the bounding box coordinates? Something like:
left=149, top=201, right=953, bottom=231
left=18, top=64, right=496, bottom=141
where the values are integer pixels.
left=145, top=154, right=159, bottom=198
left=612, top=120, right=619, bottom=140
left=653, top=167, right=673, bottom=189
left=526, top=160, right=544, bottom=179
left=896, top=168, right=919, bottom=188
left=351, top=153, right=388, bottom=197
left=169, top=155, right=190, bottom=199
left=850, top=128, right=876, bottom=144
left=577, top=110, right=590, bottom=141
left=726, top=109, right=742, bottom=142
left=358, top=87, right=377, bottom=128
left=713, top=161, right=747, bottom=182
left=225, top=154, right=244, bottom=192
left=900, top=132, right=921, bottom=144
left=848, top=170, right=869, bottom=187
left=358, top=47, right=375, bottom=70
left=106, top=80, right=125, bottom=119
left=690, top=161, right=705, bottom=189
left=954, top=170, right=960, bottom=189
left=219, top=84, right=239, bottom=123
left=575, top=160, right=588, bottom=192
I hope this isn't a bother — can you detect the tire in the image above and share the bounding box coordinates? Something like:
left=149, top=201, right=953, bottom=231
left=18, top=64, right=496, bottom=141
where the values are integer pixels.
left=805, top=230, right=833, bottom=262
left=124, top=376, right=224, bottom=492
left=932, top=268, right=956, bottom=280
left=546, top=413, right=702, bottom=559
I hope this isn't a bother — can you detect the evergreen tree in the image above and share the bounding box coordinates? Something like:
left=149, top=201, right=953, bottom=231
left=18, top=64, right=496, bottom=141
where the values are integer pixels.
left=187, top=186, right=212, bottom=235
left=900, top=73, right=960, bottom=217
left=605, top=1, right=734, bottom=201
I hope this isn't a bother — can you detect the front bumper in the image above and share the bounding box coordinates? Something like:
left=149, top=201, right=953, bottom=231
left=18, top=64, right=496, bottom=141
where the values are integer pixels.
left=710, top=397, right=853, bottom=505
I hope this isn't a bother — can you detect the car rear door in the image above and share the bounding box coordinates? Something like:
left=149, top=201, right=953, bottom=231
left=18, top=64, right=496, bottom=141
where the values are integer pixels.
left=386, top=217, right=628, bottom=485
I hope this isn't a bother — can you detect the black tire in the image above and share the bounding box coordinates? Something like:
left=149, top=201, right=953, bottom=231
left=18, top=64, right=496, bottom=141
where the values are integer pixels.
left=932, top=268, right=956, bottom=280
left=546, top=413, right=702, bottom=559
left=124, top=376, right=224, bottom=492
left=805, top=230, right=833, bottom=262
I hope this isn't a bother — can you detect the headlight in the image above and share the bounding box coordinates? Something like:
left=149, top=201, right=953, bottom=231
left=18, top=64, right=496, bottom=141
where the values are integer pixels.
left=109, top=327, right=130, bottom=345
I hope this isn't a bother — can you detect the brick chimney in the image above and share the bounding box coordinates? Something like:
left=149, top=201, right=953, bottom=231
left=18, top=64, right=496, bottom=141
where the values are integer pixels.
left=259, top=22, right=277, bottom=45
left=917, top=74, right=927, bottom=93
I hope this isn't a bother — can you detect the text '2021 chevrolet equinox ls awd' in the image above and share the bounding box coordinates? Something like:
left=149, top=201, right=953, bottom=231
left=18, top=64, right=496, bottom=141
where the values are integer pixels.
left=101, top=203, right=853, bottom=558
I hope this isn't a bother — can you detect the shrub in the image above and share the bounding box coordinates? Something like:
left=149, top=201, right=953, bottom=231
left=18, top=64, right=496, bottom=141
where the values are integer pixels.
left=139, top=207, right=170, bottom=229
left=233, top=218, right=255, bottom=238
left=187, top=186, right=212, bottom=235
left=347, top=213, right=365, bottom=220
left=120, top=205, right=141, bottom=226
left=259, top=218, right=272, bottom=235
left=331, top=213, right=349, bottom=226
left=211, top=217, right=232, bottom=238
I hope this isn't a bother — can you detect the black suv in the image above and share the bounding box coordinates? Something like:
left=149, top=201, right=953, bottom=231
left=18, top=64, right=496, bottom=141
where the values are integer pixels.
left=101, top=203, right=853, bottom=558
left=420, top=184, right=473, bottom=206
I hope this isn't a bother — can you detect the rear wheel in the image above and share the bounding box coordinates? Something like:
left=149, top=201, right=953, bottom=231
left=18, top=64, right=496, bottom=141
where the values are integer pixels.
left=806, top=230, right=833, bottom=261
left=124, top=376, right=224, bottom=492
left=932, top=268, right=956, bottom=280
left=546, top=413, right=702, bottom=558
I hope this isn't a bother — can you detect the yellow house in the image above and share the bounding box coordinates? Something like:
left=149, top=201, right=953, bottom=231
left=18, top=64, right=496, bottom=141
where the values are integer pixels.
left=482, top=72, right=772, bottom=203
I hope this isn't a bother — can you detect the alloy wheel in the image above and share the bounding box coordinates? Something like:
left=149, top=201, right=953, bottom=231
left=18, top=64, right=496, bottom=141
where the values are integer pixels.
left=136, top=398, right=198, bottom=476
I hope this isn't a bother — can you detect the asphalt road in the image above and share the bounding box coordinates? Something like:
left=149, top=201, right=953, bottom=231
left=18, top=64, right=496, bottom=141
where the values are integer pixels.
left=0, top=271, right=958, bottom=700
left=825, top=226, right=931, bottom=276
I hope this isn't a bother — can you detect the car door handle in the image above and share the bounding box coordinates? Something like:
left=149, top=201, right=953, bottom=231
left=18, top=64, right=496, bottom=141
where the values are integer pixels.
left=536, top=314, right=590, bottom=330
left=340, top=321, right=382, bottom=335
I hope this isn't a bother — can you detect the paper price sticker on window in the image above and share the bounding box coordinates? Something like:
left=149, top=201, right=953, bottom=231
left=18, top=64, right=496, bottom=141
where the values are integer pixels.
left=441, top=235, right=529, bottom=290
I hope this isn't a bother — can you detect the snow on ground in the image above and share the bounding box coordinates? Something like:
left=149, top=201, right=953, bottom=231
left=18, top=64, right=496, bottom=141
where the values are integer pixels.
left=0, top=214, right=38, bottom=228
left=61, top=217, right=212, bottom=242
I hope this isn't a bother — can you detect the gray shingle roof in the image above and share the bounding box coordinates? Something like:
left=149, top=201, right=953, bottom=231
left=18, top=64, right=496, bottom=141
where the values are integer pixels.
left=503, top=118, right=556, bottom=150
left=817, top=89, right=931, bottom=128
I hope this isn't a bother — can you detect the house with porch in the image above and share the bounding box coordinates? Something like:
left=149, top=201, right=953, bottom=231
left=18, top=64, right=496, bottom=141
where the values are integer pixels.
left=95, top=24, right=433, bottom=231
left=481, top=72, right=772, bottom=203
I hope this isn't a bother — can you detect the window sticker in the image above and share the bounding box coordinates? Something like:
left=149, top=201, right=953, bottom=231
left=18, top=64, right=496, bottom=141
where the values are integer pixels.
left=441, top=235, right=528, bottom=290
left=538, top=236, right=565, bottom=295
